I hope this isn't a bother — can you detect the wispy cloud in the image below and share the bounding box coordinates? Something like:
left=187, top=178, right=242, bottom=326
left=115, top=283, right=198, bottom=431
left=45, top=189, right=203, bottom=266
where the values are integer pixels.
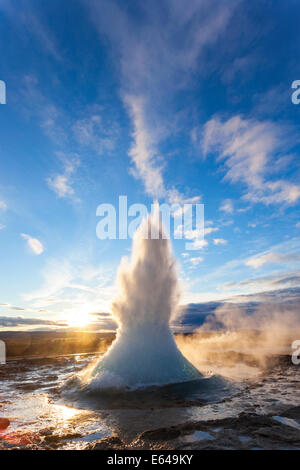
left=223, top=271, right=300, bottom=293
left=213, top=238, right=227, bottom=246
left=204, top=226, right=219, bottom=235
left=88, top=0, right=237, bottom=93
left=220, top=199, right=234, bottom=214
left=20, top=75, right=63, bottom=140
left=0, top=0, right=63, bottom=61
left=125, top=95, right=202, bottom=201
left=87, top=0, right=238, bottom=199
left=0, top=316, right=66, bottom=327
left=175, top=220, right=219, bottom=249
left=186, top=256, right=204, bottom=267
left=0, top=198, right=6, bottom=229
left=0, top=1, right=62, bottom=61
left=22, top=12, right=62, bottom=62
left=20, top=76, right=118, bottom=203
left=73, top=113, right=116, bottom=156
left=46, top=153, right=80, bottom=201
left=22, top=257, right=116, bottom=317
left=201, top=115, right=300, bottom=205
left=20, top=78, right=79, bottom=201
left=191, top=239, right=300, bottom=295
left=0, top=200, right=7, bottom=211
left=20, top=233, right=44, bottom=255
left=188, top=239, right=208, bottom=250
left=246, top=252, right=300, bottom=269
left=125, top=95, right=166, bottom=197
left=23, top=259, right=78, bottom=302
left=47, top=174, right=75, bottom=198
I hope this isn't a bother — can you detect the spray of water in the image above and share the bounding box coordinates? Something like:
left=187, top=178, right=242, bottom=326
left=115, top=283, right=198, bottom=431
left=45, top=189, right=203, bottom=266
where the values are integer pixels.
left=87, top=212, right=201, bottom=389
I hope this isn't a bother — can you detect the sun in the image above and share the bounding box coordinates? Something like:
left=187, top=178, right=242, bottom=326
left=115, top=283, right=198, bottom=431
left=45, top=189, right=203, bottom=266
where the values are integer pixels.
left=65, top=305, right=93, bottom=328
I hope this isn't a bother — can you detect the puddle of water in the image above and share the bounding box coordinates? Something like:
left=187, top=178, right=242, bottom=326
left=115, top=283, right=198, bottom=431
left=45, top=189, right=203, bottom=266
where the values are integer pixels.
left=273, top=416, right=300, bottom=431
left=238, top=435, right=252, bottom=443
left=182, top=430, right=214, bottom=443
left=212, top=426, right=223, bottom=432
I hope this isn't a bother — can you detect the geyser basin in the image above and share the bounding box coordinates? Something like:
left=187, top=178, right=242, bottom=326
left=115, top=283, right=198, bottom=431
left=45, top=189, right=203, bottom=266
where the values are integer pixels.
left=87, top=212, right=202, bottom=390
left=90, top=325, right=201, bottom=388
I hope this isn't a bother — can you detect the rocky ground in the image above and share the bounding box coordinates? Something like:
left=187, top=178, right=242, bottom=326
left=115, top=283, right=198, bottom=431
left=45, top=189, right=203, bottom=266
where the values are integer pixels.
left=1, top=353, right=299, bottom=450
left=1, top=406, right=299, bottom=450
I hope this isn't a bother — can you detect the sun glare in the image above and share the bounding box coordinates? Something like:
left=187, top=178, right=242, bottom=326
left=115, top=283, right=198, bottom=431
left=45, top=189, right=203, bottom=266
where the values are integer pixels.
left=66, top=306, right=93, bottom=328
left=53, top=404, right=80, bottom=421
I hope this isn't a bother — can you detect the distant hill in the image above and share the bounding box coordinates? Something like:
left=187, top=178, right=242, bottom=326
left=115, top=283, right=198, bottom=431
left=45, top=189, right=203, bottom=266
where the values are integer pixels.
left=0, top=330, right=115, bottom=359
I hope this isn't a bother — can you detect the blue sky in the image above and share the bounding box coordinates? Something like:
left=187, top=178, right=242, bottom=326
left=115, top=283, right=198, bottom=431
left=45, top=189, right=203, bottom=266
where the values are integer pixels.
left=0, top=0, right=300, bottom=330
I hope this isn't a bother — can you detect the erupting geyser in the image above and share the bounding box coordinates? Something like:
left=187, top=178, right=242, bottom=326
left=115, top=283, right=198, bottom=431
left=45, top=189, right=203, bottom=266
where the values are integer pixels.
left=88, top=212, right=202, bottom=389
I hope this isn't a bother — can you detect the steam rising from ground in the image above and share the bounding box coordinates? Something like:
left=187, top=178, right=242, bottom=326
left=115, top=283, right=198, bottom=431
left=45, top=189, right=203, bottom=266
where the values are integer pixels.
left=86, top=213, right=201, bottom=389
left=177, top=302, right=300, bottom=379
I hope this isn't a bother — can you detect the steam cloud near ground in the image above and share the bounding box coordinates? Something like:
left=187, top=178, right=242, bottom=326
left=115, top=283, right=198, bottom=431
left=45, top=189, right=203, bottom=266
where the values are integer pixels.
left=176, top=301, right=300, bottom=379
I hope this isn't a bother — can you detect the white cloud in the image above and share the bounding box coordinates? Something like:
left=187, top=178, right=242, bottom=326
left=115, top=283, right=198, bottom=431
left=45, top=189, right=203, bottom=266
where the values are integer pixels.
left=213, top=238, right=227, bottom=245
left=23, top=258, right=116, bottom=317
left=201, top=115, right=300, bottom=205
left=72, top=113, right=116, bottom=155
left=246, top=252, right=300, bottom=269
left=168, top=191, right=202, bottom=207
left=88, top=0, right=238, bottom=199
left=47, top=153, right=80, bottom=201
left=21, top=75, right=67, bottom=144
left=0, top=224, right=5, bottom=230
left=222, top=270, right=300, bottom=292
left=88, top=0, right=236, bottom=95
left=174, top=225, right=208, bottom=250
left=183, top=228, right=203, bottom=240
left=125, top=95, right=202, bottom=201
left=204, top=226, right=219, bottom=235
left=18, top=77, right=83, bottom=201
left=0, top=316, right=66, bottom=327
left=190, top=239, right=300, bottom=298
left=23, top=259, right=76, bottom=302
left=189, top=256, right=204, bottom=266
left=186, top=256, right=204, bottom=266
left=175, top=220, right=218, bottom=245
left=220, top=199, right=233, bottom=214
left=125, top=95, right=166, bottom=197
left=47, top=174, right=74, bottom=198
left=0, top=200, right=7, bottom=211
left=188, top=239, right=208, bottom=250
left=21, top=233, right=44, bottom=255
left=0, top=4, right=62, bottom=62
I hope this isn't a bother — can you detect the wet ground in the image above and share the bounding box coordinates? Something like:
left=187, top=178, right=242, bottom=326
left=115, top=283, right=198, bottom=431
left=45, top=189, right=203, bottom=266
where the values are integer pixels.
left=0, top=353, right=299, bottom=450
